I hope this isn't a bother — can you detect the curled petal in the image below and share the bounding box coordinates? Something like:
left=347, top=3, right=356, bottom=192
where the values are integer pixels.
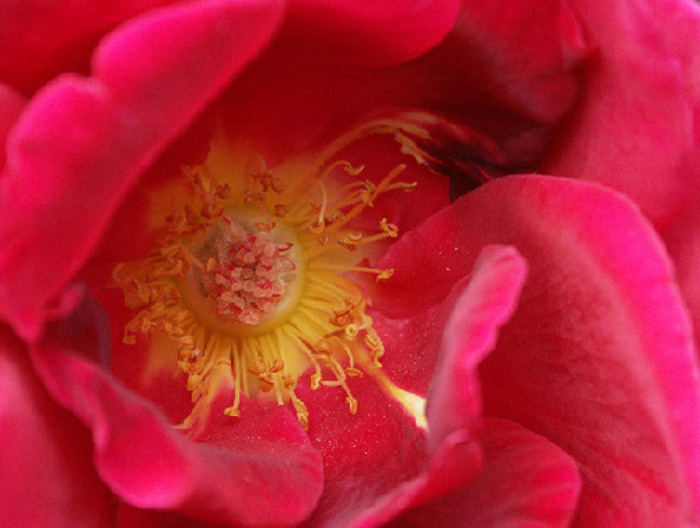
left=0, top=83, right=25, bottom=170
left=542, top=0, right=697, bottom=228
left=427, top=245, right=527, bottom=453
left=287, top=0, right=460, bottom=66
left=0, top=325, right=111, bottom=527
left=379, top=175, right=700, bottom=525
left=391, top=418, right=581, bottom=528
left=30, top=338, right=323, bottom=527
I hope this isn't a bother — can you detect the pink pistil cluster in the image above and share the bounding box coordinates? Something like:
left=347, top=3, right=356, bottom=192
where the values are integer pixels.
left=205, top=230, right=295, bottom=325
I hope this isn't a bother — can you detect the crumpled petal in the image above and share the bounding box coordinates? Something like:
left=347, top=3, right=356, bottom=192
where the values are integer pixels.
left=30, top=331, right=324, bottom=527
left=378, top=175, right=700, bottom=525
left=390, top=418, right=581, bottom=528
left=0, top=0, right=284, bottom=342
left=542, top=0, right=697, bottom=229
left=0, top=324, right=112, bottom=528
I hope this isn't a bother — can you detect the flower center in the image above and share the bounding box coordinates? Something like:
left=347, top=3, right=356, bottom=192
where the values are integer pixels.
left=181, top=217, right=303, bottom=335
left=113, top=127, right=419, bottom=430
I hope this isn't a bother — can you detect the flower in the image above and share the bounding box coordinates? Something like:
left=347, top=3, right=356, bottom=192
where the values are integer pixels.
left=1, top=1, right=700, bottom=527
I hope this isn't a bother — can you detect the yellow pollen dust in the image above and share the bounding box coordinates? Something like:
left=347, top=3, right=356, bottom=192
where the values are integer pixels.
left=113, top=134, right=418, bottom=430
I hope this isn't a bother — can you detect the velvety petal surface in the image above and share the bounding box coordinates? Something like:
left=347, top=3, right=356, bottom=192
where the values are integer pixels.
left=0, top=0, right=283, bottom=342
left=0, top=0, right=181, bottom=93
left=378, top=175, right=700, bottom=526
left=341, top=245, right=528, bottom=528
left=219, top=0, right=584, bottom=173
left=408, top=0, right=587, bottom=167
left=665, top=196, right=700, bottom=353
left=0, top=324, right=112, bottom=527
left=656, top=0, right=700, bottom=354
left=426, top=245, right=527, bottom=453
left=297, top=372, right=430, bottom=528
left=287, top=0, right=460, bottom=66
left=0, top=82, right=24, bottom=170
left=390, top=418, right=581, bottom=528
left=30, top=334, right=323, bottom=527
left=542, top=0, right=697, bottom=228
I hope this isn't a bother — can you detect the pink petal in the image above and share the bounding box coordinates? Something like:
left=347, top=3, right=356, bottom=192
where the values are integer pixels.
left=0, top=0, right=180, bottom=92
left=655, top=0, right=700, bottom=354
left=0, top=0, right=283, bottom=342
left=412, top=0, right=587, bottom=166
left=0, top=325, right=112, bottom=527
left=665, top=195, right=700, bottom=352
left=0, top=82, right=25, bottom=170
left=296, top=372, right=431, bottom=527
left=343, top=246, right=527, bottom=528
left=427, top=245, right=527, bottom=453
left=541, top=0, right=697, bottom=229
left=379, top=175, right=700, bottom=525
left=30, top=337, right=323, bottom=527
left=287, top=0, right=460, bottom=66
left=391, top=418, right=581, bottom=528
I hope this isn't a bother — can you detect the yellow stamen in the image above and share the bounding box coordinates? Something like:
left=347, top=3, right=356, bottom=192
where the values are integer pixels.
left=113, top=127, right=422, bottom=429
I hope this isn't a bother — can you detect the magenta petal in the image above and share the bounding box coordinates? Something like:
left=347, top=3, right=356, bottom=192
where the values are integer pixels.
left=666, top=196, right=700, bottom=356
left=542, top=0, right=697, bottom=228
left=0, top=0, right=283, bottom=341
left=29, top=343, right=323, bottom=527
left=348, top=431, right=481, bottom=528
left=392, top=418, right=581, bottom=528
left=0, top=326, right=111, bottom=527
left=0, top=83, right=25, bottom=170
left=427, top=245, right=527, bottom=453
left=0, top=0, right=181, bottom=92
left=288, top=0, right=460, bottom=66
left=297, top=372, right=429, bottom=527
left=380, top=175, right=700, bottom=525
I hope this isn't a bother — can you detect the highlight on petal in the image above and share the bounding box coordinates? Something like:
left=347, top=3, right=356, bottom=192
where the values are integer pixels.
left=379, top=175, right=700, bottom=525
left=343, top=246, right=527, bottom=528
left=0, top=325, right=111, bottom=527
left=427, top=245, right=527, bottom=453
left=390, top=418, right=581, bottom=528
left=542, top=0, right=697, bottom=228
left=287, top=0, right=460, bottom=66
left=30, top=337, right=324, bottom=527
left=0, top=0, right=284, bottom=342
left=296, top=372, right=431, bottom=528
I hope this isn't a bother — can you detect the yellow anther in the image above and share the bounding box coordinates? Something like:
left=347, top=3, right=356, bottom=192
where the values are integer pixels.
left=376, top=269, right=394, bottom=281
left=380, top=218, right=399, bottom=237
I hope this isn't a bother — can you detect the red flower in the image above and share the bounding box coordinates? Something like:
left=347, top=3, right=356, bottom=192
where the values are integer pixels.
left=1, top=1, right=699, bottom=527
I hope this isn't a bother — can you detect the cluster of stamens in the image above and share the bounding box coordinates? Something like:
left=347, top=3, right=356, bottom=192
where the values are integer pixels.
left=200, top=228, right=295, bottom=325
left=113, top=138, right=417, bottom=429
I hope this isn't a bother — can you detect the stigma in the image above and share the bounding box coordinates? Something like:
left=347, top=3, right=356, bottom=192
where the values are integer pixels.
left=113, top=128, right=418, bottom=429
